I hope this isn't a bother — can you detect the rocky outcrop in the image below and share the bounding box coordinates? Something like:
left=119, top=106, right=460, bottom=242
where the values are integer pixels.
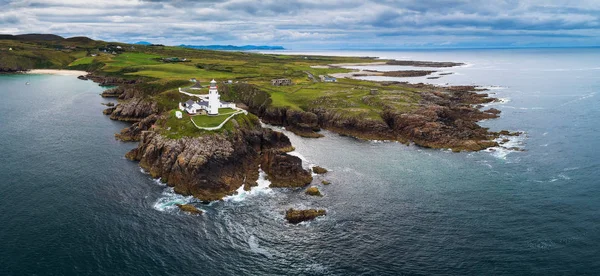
left=312, top=166, right=328, bottom=174
left=102, top=107, right=116, bottom=115
left=101, top=86, right=125, bottom=98
left=176, top=204, right=203, bottom=215
left=305, top=186, right=322, bottom=196
left=381, top=70, right=436, bottom=77
left=261, top=107, right=323, bottom=138
left=110, top=98, right=158, bottom=122
left=86, top=74, right=139, bottom=87
left=260, top=151, right=312, bottom=188
left=115, top=114, right=159, bottom=141
left=125, top=121, right=312, bottom=201
left=385, top=60, right=464, bottom=67
left=285, top=208, right=326, bottom=224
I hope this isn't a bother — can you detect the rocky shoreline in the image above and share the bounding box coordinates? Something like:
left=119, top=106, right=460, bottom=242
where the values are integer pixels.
left=83, top=58, right=514, bottom=221
left=219, top=82, right=515, bottom=152
left=89, top=74, right=313, bottom=203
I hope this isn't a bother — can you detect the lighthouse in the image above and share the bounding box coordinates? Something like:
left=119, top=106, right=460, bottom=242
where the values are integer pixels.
left=207, top=79, right=220, bottom=115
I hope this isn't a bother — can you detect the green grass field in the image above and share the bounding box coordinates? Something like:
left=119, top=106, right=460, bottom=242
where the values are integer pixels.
left=159, top=109, right=257, bottom=138
left=69, top=56, right=95, bottom=66
left=0, top=35, right=427, bottom=138
left=191, top=114, right=231, bottom=128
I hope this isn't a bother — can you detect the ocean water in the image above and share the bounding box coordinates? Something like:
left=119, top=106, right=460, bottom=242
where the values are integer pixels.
left=1, top=48, right=599, bottom=275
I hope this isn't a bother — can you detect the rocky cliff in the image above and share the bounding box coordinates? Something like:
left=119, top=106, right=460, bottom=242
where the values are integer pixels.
left=125, top=118, right=312, bottom=201
left=108, top=97, right=158, bottom=122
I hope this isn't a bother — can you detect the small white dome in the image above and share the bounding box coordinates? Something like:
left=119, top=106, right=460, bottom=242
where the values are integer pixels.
left=210, top=79, right=216, bottom=84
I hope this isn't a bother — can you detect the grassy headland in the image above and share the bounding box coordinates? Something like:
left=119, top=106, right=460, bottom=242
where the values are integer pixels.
left=1, top=34, right=508, bottom=151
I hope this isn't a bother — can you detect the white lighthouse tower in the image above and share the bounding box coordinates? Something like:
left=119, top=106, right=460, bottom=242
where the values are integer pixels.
left=207, top=79, right=220, bottom=115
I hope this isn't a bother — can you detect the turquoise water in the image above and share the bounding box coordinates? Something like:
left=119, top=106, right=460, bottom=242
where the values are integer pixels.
left=1, top=48, right=599, bottom=275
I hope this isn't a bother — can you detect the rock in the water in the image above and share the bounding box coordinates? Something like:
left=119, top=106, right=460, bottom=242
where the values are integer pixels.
left=321, top=180, right=331, bottom=185
left=102, top=107, right=116, bottom=115
left=312, top=166, right=328, bottom=174
left=285, top=208, right=326, bottom=224
left=305, top=186, right=322, bottom=196
left=176, top=204, right=203, bottom=215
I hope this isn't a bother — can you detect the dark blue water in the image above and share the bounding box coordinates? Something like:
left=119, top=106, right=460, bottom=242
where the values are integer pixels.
left=1, top=48, right=600, bottom=275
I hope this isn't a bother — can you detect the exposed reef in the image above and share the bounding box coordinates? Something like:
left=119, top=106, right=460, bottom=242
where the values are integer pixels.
left=285, top=208, right=326, bottom=224
left=312, top=166, right=328, bottom=174
left=305, top=186, right=322, bottom=197
left=385, top=60, right=465, bottom=67
left=176, top=204, right=203, bottom=215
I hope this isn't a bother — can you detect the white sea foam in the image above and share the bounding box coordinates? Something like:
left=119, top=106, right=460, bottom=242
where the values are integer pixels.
left=480, top=85, right=507, bottom=90
left=248, top=235, right=272, bottom=258
left=560, top=92, right=596, bottom=106
left=153, top=187, right=195, bottom=212
left=485, top=133, right=526, bottom=160
left=223, top=168, right=273, bottom=202
left=152, top=177, right=167, bottom=186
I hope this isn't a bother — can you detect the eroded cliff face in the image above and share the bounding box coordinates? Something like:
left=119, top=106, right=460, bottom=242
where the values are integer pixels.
left=108, top=97, right=158, bottom=122
left=125, top=125, right=312, bottom=201
left=115, top=114, right=159, bottom=141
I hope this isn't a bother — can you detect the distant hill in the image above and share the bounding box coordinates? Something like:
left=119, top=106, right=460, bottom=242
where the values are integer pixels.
left=179, top=44, right=285, bottom=51
left=65, top=36, right=94, bottom=43
left=0, top=34, right=65, bottom=41
left=135, top=41, right=152, bottom=45
left=16, top=34, right=65, bottom=41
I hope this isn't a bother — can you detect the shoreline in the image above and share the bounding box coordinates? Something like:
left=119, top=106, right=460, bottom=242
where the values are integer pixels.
left=26, top=69, right=88, bottom=76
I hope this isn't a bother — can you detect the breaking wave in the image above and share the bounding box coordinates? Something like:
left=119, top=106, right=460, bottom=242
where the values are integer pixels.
left=223, top=168, right=274, bottom=202
left=153, top=187, right=195, bottom=212
left=484, top=133, right=527, bottom=160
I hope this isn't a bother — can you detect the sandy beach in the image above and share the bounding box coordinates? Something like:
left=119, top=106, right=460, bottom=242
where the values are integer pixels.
left=26, top=69, right=88, bottom=76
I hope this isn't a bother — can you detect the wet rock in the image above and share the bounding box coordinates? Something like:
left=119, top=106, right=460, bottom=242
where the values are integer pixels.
left=321, top=180, right=331, bottom=185
left=102, top=107, right=116, bottom=115
left=261, top=151, right=313, bottom=188
left=312, top=166, right=328, bottom=174
left=484, top=108, right=501, bottom=115
left=285, top=208, right=326, bottom=224
left=176, top=204, right=203, bottom=215
left=305, top=186, right=322, bottom=196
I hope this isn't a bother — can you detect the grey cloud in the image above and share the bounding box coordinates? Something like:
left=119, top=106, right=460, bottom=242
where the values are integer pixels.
left=2, top=0, right=599, bottom=48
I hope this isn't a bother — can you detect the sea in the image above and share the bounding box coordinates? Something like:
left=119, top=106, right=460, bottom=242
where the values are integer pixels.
left=1, top=48, right=599, bottom=275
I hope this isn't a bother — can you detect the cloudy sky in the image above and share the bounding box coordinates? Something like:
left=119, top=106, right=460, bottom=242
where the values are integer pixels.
left=1, top=0, right=599, bottom=49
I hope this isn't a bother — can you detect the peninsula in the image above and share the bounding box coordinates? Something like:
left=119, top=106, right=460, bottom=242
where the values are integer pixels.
left=0, top=34, right=515, bottom=203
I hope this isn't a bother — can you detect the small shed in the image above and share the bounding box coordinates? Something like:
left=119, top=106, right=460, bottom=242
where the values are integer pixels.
left=175, top=111, right=183, bottom=119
